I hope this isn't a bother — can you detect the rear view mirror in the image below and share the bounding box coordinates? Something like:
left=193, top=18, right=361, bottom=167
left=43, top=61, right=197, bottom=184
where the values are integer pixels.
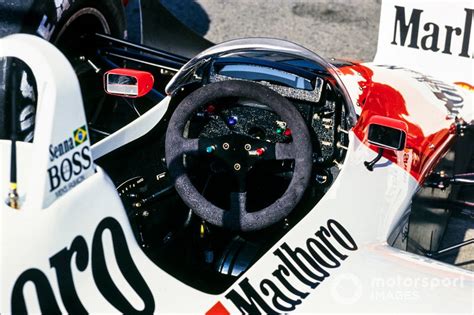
left=364, top=116, right=408, bottom=171
left=368, top=124, right=406, bottom=151
left=104, top=68, right=154, bottom=98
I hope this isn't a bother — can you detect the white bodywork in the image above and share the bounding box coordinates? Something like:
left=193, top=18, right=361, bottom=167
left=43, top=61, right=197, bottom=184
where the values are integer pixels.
left=1, top=0, right=473, bottom=313
left=375, top=0, right=473, bottom=86
left=91, top=97, right=169, bottom=160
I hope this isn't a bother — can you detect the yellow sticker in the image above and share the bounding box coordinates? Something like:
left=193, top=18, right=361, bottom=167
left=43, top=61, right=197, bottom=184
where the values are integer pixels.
left=73, top=126, right=88, bottom=146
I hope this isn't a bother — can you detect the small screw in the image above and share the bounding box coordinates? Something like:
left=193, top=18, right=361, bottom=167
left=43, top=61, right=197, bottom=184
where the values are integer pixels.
left=234, top=163, right=241, bottom=171
left=142, top=210, right=149, bottom=217
left=244, top=144, right=252, bottom=151
left=223, top=143, right=230, bottom=150
left=338, top=126, right=349, bottom=134
left=336, top=142, right=348, bottom=151
left=333, top=159, right=343, bottom=170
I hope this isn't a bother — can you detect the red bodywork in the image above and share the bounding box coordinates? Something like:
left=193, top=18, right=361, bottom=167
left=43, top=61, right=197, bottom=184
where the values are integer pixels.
left=341, top=64, right=456, bottom=183
left=366, top=115, right=409, bottom=150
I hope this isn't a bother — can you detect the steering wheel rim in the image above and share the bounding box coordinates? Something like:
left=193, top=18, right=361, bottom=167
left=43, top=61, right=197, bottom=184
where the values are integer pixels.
left=165, top=80, right=312, bottom=231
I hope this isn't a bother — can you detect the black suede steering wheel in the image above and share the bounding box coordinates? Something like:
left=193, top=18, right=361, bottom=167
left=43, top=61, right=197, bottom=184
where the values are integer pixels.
left=165, top=80, right=312, bottom=231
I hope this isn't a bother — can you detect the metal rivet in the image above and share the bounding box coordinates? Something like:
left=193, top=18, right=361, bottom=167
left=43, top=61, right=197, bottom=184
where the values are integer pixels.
left=234, top=163, right=241, bottom=171
left=244, top=144, right=252, bottom=151
left=223, top=143, right=230, bottom=150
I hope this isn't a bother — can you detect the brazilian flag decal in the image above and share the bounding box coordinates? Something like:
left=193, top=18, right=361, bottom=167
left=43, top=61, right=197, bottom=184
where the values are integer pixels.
left=73, top=125, right=88, bottom=146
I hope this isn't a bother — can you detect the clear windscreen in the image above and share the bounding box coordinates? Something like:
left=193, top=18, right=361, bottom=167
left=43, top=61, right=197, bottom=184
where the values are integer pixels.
left=165, top=38, right=357, bottom=126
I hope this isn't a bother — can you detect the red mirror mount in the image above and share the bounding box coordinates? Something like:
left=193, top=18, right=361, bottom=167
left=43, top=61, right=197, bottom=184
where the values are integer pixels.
left=103, top=68, right=154, bottom=98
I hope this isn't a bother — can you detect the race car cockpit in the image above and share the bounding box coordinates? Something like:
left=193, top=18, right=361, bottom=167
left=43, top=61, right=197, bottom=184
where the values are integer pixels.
left=109, top=38, right=355, bottom=292
left=1, top=1, right=473, bottom=312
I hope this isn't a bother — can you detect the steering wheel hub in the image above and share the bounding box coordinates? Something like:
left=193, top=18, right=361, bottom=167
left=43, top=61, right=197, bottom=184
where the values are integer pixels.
left=165, top=80, right=312, bottom=231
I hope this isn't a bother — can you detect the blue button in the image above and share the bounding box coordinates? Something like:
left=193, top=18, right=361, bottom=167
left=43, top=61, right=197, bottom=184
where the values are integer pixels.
left=227, top=116, right=238, bottom=126
left=206, top=146, right=216, bottom=153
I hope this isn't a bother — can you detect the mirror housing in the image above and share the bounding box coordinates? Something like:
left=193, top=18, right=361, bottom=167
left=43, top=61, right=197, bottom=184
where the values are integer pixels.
left=367, top=116, right=408, bottom=151
left=364, top=116, right=409, bottom=171
left=104, top=68, right=154, bottom=98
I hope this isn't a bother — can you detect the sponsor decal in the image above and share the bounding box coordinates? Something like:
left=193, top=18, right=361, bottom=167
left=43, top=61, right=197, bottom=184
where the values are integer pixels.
left=36, top=15, right=56, bottom=40
left=37, top=0, right=73, bottom=39
left=47, top=126, right=92, bottom=197
left=391, top=6, right=473, bottom=58
left=413, top=74, right=465, bottom=117
left=18, top=71, right=36, bottom=142
left=377, top=65, right=465, bottom=117
left=73, top=125, right=88, bottom=146
left=20, top=71, right=35, bottom=101
left=19, top=105, right=35, bottom=133
left=10, top=217, right=155, bottom=314
left=206, top=301, right=230, bottom=315
left=19, top=105, right=35, bottom=142
left=454, top=81, right=474, bottom=92
left=54, top=0, right=71, bottom=21
left=218, top=219, right=357, bottom=314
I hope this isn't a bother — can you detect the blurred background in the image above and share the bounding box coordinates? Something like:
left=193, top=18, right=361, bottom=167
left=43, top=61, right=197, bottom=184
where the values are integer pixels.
left=160, top=0, right=381, bottom=61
